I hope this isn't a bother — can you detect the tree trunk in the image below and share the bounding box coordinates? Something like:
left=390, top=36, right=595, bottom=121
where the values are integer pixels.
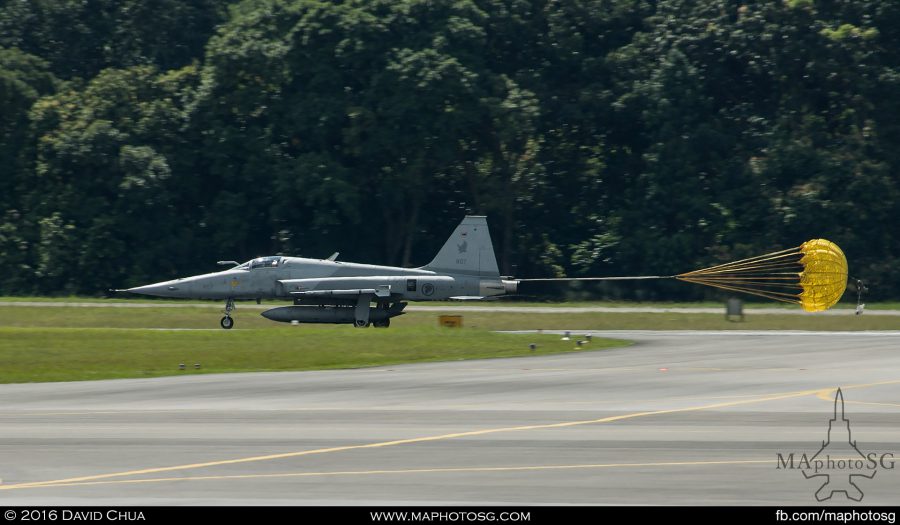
left=401, top=200, right=420, bottom=267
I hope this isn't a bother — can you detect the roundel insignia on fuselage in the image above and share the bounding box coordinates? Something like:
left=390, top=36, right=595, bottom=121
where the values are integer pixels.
left=422, top=283, right=435, bottom=296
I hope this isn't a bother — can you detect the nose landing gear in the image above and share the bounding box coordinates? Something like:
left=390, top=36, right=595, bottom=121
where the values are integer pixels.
left=221, top=298, right=235, bottom=329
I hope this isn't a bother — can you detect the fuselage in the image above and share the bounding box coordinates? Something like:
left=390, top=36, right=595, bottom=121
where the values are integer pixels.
left=126, top=256, right=513, bottom=302
left=122, top=216, right=517, bottom=328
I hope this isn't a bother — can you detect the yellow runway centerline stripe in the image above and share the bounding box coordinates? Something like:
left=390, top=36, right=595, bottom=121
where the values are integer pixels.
left=815, top=386, right=900, bottom=408
left=3, top=378, right=899, bottom=491
left=11, top=459, right=776, bottom=490
left=816, top=388, right=838, bottom=402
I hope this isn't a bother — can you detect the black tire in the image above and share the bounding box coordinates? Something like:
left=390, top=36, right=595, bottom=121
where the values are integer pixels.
left=354, top=319, right=367, bottom=328
left=373, top=319, right=390, bottom=328
left=221, top=316, right=234, bottom=330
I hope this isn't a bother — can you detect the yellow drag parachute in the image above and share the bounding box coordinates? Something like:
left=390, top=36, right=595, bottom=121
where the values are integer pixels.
left=676, top=239, right=848, bottom=312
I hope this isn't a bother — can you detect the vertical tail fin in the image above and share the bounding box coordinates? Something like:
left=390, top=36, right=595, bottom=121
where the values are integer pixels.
left=421, top=216, right=500, bottom=277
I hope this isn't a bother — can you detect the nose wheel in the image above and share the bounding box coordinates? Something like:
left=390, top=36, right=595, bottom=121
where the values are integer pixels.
left=221, top=298, right=235, bottom=329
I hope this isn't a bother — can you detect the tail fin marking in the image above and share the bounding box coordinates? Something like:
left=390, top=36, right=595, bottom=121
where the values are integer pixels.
left=421, top=216, right=500, bottom=277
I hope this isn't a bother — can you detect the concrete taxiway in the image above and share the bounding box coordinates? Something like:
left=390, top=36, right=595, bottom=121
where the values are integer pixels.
left=0, top=331, right=898, bottom=505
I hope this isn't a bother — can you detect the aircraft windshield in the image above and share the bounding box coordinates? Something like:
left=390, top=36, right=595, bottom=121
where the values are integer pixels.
left=239, top=256, right=282, bottom=270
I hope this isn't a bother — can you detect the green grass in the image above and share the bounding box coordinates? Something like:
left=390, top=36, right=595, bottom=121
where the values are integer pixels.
left=0, top=305, right=897, bottom=331
left=0, top=299, right=896, bottom=384
left=0, top=326, right=626, bottom=384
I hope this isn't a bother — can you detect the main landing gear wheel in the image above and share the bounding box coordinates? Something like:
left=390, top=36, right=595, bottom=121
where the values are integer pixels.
left=354, top=319, right=367, bottom=328
left=373, top=319, right=390, bottom=328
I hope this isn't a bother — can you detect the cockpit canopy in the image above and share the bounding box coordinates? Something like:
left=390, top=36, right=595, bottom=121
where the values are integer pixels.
left=236, top=256, right=283, bottom=270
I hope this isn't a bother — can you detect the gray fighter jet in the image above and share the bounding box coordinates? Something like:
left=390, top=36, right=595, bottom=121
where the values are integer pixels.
left=120, top=216, right=517, bottom=329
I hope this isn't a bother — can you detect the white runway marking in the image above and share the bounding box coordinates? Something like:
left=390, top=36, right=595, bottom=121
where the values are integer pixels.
left=502, top=329, right=900, bottom=337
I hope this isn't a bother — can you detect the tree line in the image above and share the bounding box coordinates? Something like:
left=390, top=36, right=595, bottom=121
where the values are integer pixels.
left=1, top=0, right=898, bottom=300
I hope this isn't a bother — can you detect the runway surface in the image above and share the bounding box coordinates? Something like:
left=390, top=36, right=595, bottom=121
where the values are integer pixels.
left=1, top=330, right=898, bottom=505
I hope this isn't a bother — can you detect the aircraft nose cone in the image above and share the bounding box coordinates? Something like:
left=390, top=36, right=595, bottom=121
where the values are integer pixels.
left=126, top=284, right=161, bottom=296
left=126, top=280, right=185, bottom=297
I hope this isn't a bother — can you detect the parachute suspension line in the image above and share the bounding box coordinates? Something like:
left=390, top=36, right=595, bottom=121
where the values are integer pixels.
left=518, top=275, right=674, bottom=282
left=675, top=245, right=806, bottom=305
left=675, top=277, right=802, bottom=304
left=519, top=239, right=848, bottom=312
left=677, top=246, right=803, bottom=276
left=675, top=239, right=849, bottom=312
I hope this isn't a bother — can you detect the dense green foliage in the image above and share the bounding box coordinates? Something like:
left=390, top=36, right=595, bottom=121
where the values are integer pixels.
left=1, top=0, right=898, bottom=299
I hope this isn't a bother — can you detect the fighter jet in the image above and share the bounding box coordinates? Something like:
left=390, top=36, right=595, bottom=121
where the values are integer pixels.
left=119, top=216, right=518, bottom=329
